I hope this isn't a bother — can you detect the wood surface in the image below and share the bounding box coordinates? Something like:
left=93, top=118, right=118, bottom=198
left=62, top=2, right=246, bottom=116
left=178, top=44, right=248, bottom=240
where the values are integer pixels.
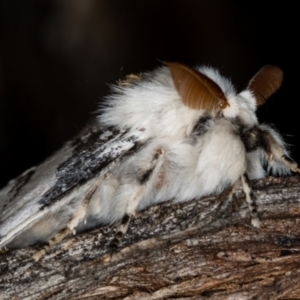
left=1, top=176, right=300, bottom=299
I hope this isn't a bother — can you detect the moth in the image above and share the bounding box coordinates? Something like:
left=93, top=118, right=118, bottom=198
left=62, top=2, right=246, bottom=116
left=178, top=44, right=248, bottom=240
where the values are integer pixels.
left=0, top=62, right=299, bottom=258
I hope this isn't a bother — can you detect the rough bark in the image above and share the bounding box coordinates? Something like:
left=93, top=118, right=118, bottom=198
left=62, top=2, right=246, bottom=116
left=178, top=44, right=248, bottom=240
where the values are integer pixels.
left=1, top=175, right=300, bottom=300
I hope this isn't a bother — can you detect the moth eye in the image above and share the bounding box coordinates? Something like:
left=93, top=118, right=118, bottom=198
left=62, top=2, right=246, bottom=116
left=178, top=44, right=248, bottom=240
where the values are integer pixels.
left=248, top=65, right=283, bottom=105
left=165, top=62, right=229, bottom=112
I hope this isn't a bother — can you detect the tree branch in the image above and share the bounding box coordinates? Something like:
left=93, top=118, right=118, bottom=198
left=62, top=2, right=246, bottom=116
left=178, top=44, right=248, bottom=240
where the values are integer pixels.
left=1, top=176, right=300, bottom=299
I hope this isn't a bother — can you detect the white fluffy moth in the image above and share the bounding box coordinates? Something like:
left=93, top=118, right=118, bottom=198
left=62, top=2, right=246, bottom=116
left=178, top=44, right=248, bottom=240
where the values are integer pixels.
left=0, top=62, right=299, bottom=260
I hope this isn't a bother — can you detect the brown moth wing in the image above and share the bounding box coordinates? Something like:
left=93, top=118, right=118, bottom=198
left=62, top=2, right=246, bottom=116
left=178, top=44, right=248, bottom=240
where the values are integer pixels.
left=248, top=65, right=283, bottom=105
left=165, top=62, right=229, bottom=111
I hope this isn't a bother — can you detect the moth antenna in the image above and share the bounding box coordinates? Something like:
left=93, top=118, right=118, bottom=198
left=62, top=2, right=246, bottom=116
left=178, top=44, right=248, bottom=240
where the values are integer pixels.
left=248, top=65, right=283, bottom=105
left=165, top=62, right=229, bottom=111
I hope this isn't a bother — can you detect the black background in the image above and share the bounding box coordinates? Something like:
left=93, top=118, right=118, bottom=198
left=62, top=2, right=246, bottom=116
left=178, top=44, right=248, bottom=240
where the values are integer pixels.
left=0, top=1, right=299, bottom=188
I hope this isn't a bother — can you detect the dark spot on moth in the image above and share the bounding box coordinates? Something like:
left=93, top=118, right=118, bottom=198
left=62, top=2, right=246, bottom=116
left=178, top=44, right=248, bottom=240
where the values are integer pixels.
left=121, top=214, right=130, bottom=226
left=250, top=192, right=256, bottom=202
left=71, top=126, right=119, bottom=151
left=243, top=173, right=251, bottom=185
left=240, top=126, right=263, bottom=152
left=7, top=169, right=36, bottom=201
left=153, top=151, right=160, bottom=160
left=139, top=167, right=155, bottom=185
left=115, top=231, right=123, bottom=239
left=190, top=115, right=211, bottom=142
left=38, top=127, right=147, bottom=208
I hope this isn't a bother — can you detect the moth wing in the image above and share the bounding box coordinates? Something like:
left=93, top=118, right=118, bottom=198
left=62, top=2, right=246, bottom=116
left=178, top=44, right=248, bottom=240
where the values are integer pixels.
left=0, top=127, right=147, bottom=247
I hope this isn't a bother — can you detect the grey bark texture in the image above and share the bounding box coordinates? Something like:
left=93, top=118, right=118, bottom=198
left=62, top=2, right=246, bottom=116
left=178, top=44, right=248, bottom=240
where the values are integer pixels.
left=1, top=175, right=300, bottom=299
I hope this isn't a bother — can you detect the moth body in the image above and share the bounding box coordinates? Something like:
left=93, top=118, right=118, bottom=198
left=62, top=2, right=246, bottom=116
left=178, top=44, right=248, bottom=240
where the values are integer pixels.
left=0, top=62, right=296, bottom=252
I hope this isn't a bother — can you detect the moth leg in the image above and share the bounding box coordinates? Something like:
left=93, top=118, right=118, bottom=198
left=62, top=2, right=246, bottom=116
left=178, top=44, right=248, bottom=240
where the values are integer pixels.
left=110, top=190, right=142, bottom=250
left=32, top=227, right=71, bottom=261
left=111, top=148, right=164, bottom=250
left=33, top=179, right=101, bottom=261
left=227, top=180, right=240, bottom=202
left=259, top=127, right=300, bottom=173
left=281, top=155, right=300, bottom=173
left=241, top=173, right=261, bottom=228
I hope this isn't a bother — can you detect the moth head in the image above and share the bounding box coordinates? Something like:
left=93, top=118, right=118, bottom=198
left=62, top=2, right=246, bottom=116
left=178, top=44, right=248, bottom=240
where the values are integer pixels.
left=166, top=62, right=283, bottom=125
